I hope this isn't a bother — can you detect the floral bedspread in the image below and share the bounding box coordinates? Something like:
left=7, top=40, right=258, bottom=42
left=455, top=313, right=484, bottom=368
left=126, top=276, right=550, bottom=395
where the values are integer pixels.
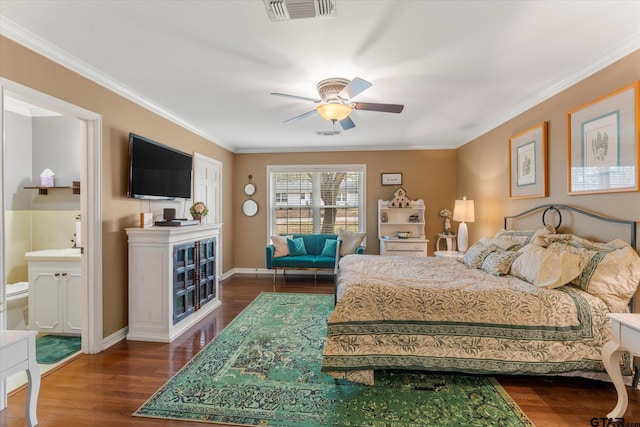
left=321, top=255, right=618, bottom=385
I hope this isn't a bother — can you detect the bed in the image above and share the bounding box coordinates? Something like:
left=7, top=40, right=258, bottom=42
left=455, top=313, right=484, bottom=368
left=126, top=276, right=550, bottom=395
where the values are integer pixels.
left=321, top=204, right=640, bottom=386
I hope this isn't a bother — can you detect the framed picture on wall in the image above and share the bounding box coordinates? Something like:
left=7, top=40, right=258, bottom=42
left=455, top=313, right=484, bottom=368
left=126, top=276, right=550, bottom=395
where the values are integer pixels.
left=567, top=81, right=639, bottom=195
left=381, top=173, right=402, bottom=186
left=508, top=122, right=548, bottom=199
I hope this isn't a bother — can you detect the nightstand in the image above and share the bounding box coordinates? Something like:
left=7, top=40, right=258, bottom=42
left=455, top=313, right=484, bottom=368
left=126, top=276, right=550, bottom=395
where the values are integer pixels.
left=602, top=313, right=640, bottom=419
left=434, top=251, right=464, bottom=259
left=436, top=233, right=457, bottom=252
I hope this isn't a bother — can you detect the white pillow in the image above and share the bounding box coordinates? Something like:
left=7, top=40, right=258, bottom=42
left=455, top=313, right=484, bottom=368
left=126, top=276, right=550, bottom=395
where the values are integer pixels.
left=509, top=245, right=583, bottom=289
left=271, top=235, right=292, bottom=258
left=338, top=229, right=366, bottom=256
left=541, top=235, right=640, bottom=312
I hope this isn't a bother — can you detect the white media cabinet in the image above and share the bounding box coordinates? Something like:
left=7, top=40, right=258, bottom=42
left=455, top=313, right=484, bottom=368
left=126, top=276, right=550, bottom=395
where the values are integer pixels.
left=126, top=223, right=222, bottom=342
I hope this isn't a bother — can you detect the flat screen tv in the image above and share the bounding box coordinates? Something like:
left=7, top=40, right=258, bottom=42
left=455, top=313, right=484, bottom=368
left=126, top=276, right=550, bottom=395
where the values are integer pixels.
left=128, top=133, right=193, bottom=200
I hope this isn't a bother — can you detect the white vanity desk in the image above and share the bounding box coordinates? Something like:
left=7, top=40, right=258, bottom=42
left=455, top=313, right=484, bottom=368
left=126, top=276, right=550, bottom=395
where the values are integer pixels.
left=0, top=330, right=40, bottom=426
left=602, top=313, right=640, bottom=419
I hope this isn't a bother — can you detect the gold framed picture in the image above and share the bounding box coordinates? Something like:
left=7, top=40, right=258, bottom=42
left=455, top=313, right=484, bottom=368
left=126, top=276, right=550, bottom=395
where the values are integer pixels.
left=509, top=122, right=548, bottom=199
left=567, top=81, right=639, bottom=195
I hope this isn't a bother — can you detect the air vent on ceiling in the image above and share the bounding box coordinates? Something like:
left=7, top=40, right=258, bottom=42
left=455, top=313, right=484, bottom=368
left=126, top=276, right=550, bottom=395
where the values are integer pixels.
left=264, top=0, right=336, bottom=21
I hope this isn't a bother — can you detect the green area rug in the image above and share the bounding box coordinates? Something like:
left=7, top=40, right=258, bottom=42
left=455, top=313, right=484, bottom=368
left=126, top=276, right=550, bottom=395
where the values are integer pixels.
left=36, top=335, right=81, bottom=364
left=134, top=292, right=534, bottom=426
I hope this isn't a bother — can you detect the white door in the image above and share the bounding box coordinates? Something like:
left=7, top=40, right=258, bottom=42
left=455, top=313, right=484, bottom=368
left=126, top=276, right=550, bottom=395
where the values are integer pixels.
left=193, top=153, right=222, bottom=275
left=193, top=153, right=221, bottom=224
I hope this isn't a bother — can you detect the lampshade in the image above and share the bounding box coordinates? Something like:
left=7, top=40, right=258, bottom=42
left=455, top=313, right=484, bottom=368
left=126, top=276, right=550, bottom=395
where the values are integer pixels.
left=316, top=102, right=352, bottom=121
left=453, top=197, right=475, bottom=223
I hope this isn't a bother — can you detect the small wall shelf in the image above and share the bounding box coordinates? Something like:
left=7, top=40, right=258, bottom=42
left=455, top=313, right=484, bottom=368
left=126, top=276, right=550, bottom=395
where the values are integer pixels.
left=25, top=181, right=80, bottom=195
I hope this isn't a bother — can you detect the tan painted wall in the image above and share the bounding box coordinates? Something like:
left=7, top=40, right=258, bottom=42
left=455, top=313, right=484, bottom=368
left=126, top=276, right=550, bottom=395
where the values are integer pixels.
left=458, top=50, right=640, bottom=241
left=457, top=50, right=640, bottom=308
left=233, top=150, right=457, bottom=268
left=1, top=36, right=235, bottom=338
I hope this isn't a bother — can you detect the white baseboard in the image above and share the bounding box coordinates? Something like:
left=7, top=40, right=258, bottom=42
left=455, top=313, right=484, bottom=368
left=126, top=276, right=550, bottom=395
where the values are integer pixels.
left=228, top=268, right=334, bottom=277
left=102, top=326, right=128, bottom=351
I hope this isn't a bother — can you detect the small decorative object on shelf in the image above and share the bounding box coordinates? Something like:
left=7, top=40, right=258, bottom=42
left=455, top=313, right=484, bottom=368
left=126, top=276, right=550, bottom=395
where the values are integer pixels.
left=190, top=201, right=208, bottom=223
left=439, top=208, right=453, bottom=234
left=389, top=187, right=412, bottom=208
left=409, top=213, right=419, bottom=223
left=381, top=212, right=388, bottom=223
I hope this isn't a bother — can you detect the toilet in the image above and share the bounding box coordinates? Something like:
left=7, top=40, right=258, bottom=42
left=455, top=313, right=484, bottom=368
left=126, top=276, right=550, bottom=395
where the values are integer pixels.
left=6, top=281, right=29, bottom=330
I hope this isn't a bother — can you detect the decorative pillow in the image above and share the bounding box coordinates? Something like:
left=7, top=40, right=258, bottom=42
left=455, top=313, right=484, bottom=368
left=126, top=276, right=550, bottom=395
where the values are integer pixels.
left=338, top=229, right=366, bottom=256
left=271, top=235, right=292, bottom=258
left=540, top=235, right=640, bottom=312
left=495, top=228, right=552, bottom=245
left=479, top=236, right=523, bottom=252
left=321, top=239, right=338, bottom=257
left=287, top=237, right=308, bottom=256
left=481, top=250, right=521, bottom=276
left=509, top=244, right=583, bottom=289
left=461, top=242, right=495, bottom=268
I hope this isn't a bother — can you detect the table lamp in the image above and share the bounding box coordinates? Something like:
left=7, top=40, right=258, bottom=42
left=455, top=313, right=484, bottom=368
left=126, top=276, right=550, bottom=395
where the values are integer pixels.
left=453, top=196, right=475, bottom=252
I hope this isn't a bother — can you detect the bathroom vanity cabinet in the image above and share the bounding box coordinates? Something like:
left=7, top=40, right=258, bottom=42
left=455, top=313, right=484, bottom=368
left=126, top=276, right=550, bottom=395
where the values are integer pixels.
left=26, top=248, right=82, bottom=335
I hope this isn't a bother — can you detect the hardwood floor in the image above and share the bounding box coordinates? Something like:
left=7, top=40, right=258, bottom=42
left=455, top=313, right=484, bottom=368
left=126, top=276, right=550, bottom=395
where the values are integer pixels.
left=2, top=273, right=639, bottom=426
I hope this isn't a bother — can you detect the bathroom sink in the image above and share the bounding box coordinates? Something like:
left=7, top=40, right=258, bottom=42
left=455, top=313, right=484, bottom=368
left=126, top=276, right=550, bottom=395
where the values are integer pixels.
left=24, top=248, right=81, bottom=261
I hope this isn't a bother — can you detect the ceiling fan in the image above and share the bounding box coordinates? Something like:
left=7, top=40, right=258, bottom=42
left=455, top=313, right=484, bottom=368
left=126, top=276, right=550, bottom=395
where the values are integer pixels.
left=270, top=77, right=404, bottom=131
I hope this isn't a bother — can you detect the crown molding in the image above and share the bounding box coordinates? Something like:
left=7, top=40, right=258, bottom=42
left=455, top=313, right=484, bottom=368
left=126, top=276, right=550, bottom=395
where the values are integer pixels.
left=0, top=16, right=236, bottom=153
left=2, top=15, right=638, bottom=153
left=459, top=35, right=640, bottom=148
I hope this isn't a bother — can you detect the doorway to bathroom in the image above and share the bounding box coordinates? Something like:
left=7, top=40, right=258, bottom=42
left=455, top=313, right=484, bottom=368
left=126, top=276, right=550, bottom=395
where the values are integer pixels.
left=0, top=79, right=103, bottom=400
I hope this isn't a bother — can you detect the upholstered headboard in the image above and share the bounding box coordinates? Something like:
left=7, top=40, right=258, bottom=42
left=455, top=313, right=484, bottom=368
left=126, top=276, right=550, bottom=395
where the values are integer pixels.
left=504, top=203, right=638, bottom=311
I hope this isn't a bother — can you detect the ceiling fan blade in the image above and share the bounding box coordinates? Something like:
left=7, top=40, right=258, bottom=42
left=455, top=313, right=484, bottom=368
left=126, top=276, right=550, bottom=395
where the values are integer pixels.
left=338, top=77, right=372, bottom=100
left=283, top=110, right=317, bottom=123
left=339, top=116, right=356, bottom=130
left=271, top=92, right=321, bottom=103
left=353, top=102, right=404, bottom=113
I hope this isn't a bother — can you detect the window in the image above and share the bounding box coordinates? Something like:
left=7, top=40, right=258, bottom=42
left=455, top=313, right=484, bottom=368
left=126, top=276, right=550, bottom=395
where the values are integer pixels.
left=268, top=165, right=366, bottom=237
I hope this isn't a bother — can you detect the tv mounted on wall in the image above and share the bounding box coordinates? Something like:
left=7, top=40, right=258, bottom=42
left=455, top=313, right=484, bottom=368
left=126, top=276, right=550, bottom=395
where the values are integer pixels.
left=128, top=133, right=193, bottom=200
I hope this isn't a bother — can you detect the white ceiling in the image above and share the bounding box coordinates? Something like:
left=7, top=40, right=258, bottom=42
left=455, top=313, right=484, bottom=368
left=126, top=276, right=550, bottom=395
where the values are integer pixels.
left=1, top=1, right=639, bottom=153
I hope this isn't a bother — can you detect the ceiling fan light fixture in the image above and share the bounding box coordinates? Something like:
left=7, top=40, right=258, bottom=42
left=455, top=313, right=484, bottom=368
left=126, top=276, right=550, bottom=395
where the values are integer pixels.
left=316, top=103, right=352, bottom=121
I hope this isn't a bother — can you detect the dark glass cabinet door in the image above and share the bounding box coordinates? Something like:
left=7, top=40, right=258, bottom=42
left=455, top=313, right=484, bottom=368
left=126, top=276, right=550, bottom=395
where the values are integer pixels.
left=173, top=242, right=197, bottom=324
left=173, top=237, right=216, bottom=324
left=198, top=237, right=217, bottom=307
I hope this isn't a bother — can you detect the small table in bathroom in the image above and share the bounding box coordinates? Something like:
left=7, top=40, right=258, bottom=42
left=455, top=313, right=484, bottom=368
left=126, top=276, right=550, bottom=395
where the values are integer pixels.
left=0, top=330, right=40, bottom=426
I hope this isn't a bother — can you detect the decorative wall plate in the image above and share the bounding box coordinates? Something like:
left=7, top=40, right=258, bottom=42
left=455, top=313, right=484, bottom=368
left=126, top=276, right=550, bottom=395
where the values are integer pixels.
left=244, top=183, right=256, bottom=196
left=242, top=199, right=258, bottom=217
